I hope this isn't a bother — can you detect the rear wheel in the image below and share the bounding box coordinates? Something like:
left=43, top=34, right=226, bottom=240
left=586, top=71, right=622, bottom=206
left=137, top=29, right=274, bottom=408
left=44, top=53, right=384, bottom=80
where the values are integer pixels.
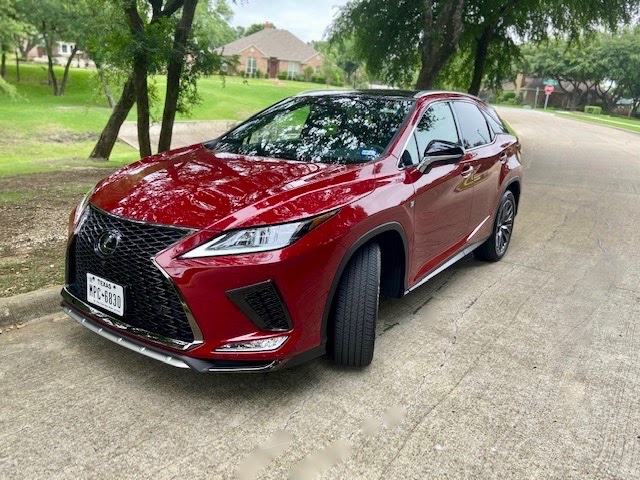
left=474, top=190, right=516, bottom=262
left=329, top=243, right=381, bottom=367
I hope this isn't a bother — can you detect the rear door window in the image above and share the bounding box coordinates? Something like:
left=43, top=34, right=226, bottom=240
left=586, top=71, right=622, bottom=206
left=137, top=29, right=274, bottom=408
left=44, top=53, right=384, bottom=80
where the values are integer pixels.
left=452, top=102, right=492, bottom=149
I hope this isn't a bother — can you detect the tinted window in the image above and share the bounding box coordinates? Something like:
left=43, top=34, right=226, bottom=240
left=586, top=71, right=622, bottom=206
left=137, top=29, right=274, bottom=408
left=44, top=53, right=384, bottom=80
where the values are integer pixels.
left=414, top=102, right=459, bottom=156
left=483, top=108, right=509, bottom=135
left=452, top=102, right=491, bottom=149
left=401, top=134, right=421, bottom=167
left=213, top=96, right=415, bottom=164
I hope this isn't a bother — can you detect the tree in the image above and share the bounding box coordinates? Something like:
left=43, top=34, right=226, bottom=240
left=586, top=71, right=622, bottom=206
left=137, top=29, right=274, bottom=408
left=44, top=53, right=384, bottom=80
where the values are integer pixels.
left=331, top=0, right=638, bottom=93
left=244, top=21, right=275, bottom=37
left=0, top=0, right=32, bottom=80
left=90, top=0, right=229, bottom=159
left=463, top=0, right=639, bottom=96
left=157, top=0, right=199, bottom=152
left=603, top=27, right=640, bottom=116
left=330, top=0, right=467, bottom=89
left=15, top=0, right=90, bottom=95
left=91, top=0, right=186, bottom=159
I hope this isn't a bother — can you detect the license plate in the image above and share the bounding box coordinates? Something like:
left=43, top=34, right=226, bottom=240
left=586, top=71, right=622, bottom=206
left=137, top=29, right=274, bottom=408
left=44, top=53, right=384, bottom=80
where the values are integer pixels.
left=86, top=273, right=125, bottom=316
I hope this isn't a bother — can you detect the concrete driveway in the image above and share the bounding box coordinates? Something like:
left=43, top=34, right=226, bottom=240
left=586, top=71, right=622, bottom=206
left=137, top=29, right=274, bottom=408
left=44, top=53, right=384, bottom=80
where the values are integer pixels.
left=1, top=109, right=639, bottom=479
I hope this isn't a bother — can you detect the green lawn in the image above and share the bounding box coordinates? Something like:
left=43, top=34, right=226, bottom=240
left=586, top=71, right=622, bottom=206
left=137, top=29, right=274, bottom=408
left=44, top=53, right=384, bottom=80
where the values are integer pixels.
left=554, top=111, right=640, bottom=133
left=0, top=63, right=342, bottom=176
left=493, top=103, right=640, bottom=135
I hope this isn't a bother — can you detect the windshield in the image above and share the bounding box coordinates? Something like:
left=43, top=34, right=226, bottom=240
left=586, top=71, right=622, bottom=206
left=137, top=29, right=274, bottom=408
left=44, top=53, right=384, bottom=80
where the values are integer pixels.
left=210, top=95, right=415, bottom=164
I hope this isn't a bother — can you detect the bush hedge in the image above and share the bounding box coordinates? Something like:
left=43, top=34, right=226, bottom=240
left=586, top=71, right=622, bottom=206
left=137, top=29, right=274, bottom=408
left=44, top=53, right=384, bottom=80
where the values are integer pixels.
left=584, top=105, right=602, bottom=115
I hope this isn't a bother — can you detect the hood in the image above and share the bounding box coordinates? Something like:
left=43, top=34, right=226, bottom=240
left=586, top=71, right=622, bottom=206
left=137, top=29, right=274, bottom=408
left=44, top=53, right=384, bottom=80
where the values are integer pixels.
left=91, top=144, right=376, bottom=230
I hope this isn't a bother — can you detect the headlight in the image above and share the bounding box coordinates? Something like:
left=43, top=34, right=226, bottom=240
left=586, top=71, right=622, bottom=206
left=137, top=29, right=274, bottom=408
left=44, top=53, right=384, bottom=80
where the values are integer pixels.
left=73, top=186, right=94, bottom=227
left=181, top=211, right=336, bottom=258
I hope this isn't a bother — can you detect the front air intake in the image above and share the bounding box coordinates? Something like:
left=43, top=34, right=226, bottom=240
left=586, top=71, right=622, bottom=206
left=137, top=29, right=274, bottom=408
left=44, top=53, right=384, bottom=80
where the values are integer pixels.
left=226, top=280, right=293, bottom=332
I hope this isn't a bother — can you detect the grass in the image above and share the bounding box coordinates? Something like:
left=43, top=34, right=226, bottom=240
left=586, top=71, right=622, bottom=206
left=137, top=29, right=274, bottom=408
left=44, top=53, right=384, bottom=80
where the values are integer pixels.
left=0, top=63, right=342, bottom=176
left=493, top=102, right=640, bottom=134
left=554, top=111, right=640, bottom=133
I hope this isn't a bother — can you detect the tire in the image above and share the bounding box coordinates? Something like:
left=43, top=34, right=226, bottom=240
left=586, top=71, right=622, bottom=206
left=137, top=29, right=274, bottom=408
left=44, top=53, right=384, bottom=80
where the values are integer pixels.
left=474, top=190, right=516, bottom=262
left=329, top=242, right=381, bottom=367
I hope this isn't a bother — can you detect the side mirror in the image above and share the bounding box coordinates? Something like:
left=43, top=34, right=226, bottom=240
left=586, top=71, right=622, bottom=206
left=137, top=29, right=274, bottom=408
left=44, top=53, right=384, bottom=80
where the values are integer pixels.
left=417, top=140, right=465, bottom=174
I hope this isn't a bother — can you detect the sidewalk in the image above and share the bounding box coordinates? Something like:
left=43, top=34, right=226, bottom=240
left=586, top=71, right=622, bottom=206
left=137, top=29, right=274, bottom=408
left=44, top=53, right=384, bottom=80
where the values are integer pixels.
left=118, top=120, right=238, bottom=151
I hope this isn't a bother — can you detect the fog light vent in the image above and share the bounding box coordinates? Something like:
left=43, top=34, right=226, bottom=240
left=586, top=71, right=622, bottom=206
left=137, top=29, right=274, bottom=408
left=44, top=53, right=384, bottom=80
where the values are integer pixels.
left=226, top=280, right=293, bottom=331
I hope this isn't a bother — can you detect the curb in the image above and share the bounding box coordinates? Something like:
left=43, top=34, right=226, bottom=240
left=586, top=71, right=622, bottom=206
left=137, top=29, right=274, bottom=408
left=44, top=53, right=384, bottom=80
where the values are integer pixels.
left=0, top=286, right=62, bottom=328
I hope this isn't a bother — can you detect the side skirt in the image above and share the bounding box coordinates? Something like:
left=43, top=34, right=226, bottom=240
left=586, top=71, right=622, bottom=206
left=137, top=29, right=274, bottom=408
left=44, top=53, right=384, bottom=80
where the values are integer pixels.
left=404, top=240, right=484, bottom=295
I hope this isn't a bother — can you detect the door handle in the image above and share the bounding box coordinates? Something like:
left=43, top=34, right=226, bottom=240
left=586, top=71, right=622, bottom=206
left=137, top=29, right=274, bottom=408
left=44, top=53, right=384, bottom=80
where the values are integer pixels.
left=499, top=152, right=508, bottom=164
left=460, top=165, right=474, bottom=178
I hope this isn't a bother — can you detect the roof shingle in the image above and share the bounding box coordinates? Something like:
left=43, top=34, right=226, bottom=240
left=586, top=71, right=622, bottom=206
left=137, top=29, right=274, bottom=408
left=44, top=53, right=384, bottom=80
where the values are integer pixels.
left=218, top=29, right=321, bottom=62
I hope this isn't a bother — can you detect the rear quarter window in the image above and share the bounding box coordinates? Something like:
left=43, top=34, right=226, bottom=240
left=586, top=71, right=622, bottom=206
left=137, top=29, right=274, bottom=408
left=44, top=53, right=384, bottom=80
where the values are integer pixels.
left=452, top=102, right=492, bottom=149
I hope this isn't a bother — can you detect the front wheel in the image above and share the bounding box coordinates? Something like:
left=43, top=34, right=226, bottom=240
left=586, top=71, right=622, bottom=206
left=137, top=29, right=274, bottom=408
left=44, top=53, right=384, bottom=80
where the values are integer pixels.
left=329, top=242, right=381, bottom=367
left=474, top=190, right=516, bottom=262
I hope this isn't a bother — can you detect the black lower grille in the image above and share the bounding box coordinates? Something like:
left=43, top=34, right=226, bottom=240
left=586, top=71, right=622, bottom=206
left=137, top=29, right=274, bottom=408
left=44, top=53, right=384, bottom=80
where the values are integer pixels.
left=67, top=205, right=195, bottom=343
left=226, top=281, right=293, bottom=331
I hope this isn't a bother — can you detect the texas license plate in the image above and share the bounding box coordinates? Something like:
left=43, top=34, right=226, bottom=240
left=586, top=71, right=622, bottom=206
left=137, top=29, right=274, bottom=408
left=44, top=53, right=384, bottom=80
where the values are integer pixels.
left=86, top=273, right=125, bottom=316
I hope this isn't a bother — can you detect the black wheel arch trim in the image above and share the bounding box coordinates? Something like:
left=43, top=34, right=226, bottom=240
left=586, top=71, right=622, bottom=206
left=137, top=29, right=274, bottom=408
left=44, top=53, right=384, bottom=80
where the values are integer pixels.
left=320, top=221, right=409, bottom=345
left=503, top=176, right=521, bottom=212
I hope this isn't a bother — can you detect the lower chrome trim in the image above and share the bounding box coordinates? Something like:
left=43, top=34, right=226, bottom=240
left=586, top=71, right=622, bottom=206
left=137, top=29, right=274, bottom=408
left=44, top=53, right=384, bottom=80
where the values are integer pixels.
left=63, top=305, right=191, bottom=369
left=207, top=362, right=280, bottom=373
left=406, top=240, right=484, bottom=294
left=63, top=300, right=283, bottom=373
left=61, top=287, right=203, bottom=351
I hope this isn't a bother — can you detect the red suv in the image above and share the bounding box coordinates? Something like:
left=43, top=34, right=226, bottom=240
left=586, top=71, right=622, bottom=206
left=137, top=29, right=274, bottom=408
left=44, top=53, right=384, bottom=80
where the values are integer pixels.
left=61, top=90, right=522, bottom=372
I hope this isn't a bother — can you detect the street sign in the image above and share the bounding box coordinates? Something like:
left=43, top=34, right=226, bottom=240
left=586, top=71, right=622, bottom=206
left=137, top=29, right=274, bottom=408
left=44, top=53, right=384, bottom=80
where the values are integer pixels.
left=543, top=79, right=558, bottom=86
left=544, top=84, right=555, bottom=95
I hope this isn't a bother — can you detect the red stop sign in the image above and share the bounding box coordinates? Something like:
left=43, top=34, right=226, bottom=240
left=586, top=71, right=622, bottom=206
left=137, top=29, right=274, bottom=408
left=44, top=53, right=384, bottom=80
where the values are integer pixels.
left=545, top=84, right=554, bottom=95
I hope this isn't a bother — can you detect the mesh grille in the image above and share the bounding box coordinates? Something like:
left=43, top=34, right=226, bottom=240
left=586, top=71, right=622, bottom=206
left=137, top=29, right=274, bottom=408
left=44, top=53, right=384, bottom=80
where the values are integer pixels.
left=228, top=282, right=292, bottom=331
left=68, top=205, right=195, bottom=343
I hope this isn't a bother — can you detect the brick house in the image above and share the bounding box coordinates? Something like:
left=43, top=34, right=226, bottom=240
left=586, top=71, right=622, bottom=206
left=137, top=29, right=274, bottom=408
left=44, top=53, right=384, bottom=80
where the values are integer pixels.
left=218, top=27, right=323, bottom=79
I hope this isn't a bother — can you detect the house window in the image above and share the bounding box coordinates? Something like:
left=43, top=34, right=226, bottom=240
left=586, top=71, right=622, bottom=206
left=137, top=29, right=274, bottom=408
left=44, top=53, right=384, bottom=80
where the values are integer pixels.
left=315, top=66, right=321, bottom=74
left=246, top=57, right=257, bottom=75
left=61, top=44, right=68, bottom=54
left=288, top=62, right=298, bottom=79
left=221, top=63, right=228, bottom=73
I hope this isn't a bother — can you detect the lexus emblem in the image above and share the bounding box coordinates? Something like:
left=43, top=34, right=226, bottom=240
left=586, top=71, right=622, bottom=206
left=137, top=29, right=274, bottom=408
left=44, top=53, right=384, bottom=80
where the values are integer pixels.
left=97, top=230, right=121, bottom=256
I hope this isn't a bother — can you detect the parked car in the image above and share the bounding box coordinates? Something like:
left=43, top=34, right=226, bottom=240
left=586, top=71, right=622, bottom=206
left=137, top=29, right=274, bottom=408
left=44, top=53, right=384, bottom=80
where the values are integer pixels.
left=61, top=90, right=522, bottom=372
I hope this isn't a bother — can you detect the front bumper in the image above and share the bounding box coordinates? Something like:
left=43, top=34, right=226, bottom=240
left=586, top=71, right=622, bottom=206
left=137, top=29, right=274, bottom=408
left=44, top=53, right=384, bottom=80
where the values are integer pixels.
left=62, top=287, right=293, bottom=372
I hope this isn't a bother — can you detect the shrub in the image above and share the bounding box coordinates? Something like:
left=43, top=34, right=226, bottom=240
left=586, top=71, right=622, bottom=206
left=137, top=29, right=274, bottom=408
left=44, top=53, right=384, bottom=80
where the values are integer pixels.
left=311, top=75, right=326, bottom=84
left=277, top=71, right=287, bottom=80
left=255, top=69, right=263, bottom=79
left=499, top=91, right=516, bottom=103
left=584, top=105, right=602, bottom=115
left=294, top=73, right=305, bottom=82
left=304, top=66, right=314, bottom=82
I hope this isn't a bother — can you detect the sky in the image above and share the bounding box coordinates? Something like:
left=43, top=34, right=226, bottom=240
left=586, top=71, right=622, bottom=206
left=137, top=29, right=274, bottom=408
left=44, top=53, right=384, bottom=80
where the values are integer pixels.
left=231, top=0, right=349, bottom=43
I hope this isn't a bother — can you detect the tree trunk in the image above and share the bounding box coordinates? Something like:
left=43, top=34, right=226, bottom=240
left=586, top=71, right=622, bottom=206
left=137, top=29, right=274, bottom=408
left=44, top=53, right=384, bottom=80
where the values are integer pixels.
left=15, top=50, right=19, bottom=82
left=132, top=63, right=152, bottom=158
left=90, top=77, right=136, bottom=159
left=59, top=46, right=79, bottom=96
left=158, top=0, right=199, bottom=153
left=125, top=0, right=152, bottom=158
left=0, top=51, right=5, bottom=79
left=468, top=31, right=491, bottom=96
left=415, top=0, right=466, bottom=90
left=42, top=25, right=59, bottom=95
left=96, top=65, right=115, bottom=108
left=19, top=36, right=38, bottom=59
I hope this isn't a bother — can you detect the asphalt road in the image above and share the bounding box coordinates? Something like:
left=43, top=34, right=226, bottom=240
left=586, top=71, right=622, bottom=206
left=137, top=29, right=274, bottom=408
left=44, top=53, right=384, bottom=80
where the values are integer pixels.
left=2, top=108, right=640, bottom=479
